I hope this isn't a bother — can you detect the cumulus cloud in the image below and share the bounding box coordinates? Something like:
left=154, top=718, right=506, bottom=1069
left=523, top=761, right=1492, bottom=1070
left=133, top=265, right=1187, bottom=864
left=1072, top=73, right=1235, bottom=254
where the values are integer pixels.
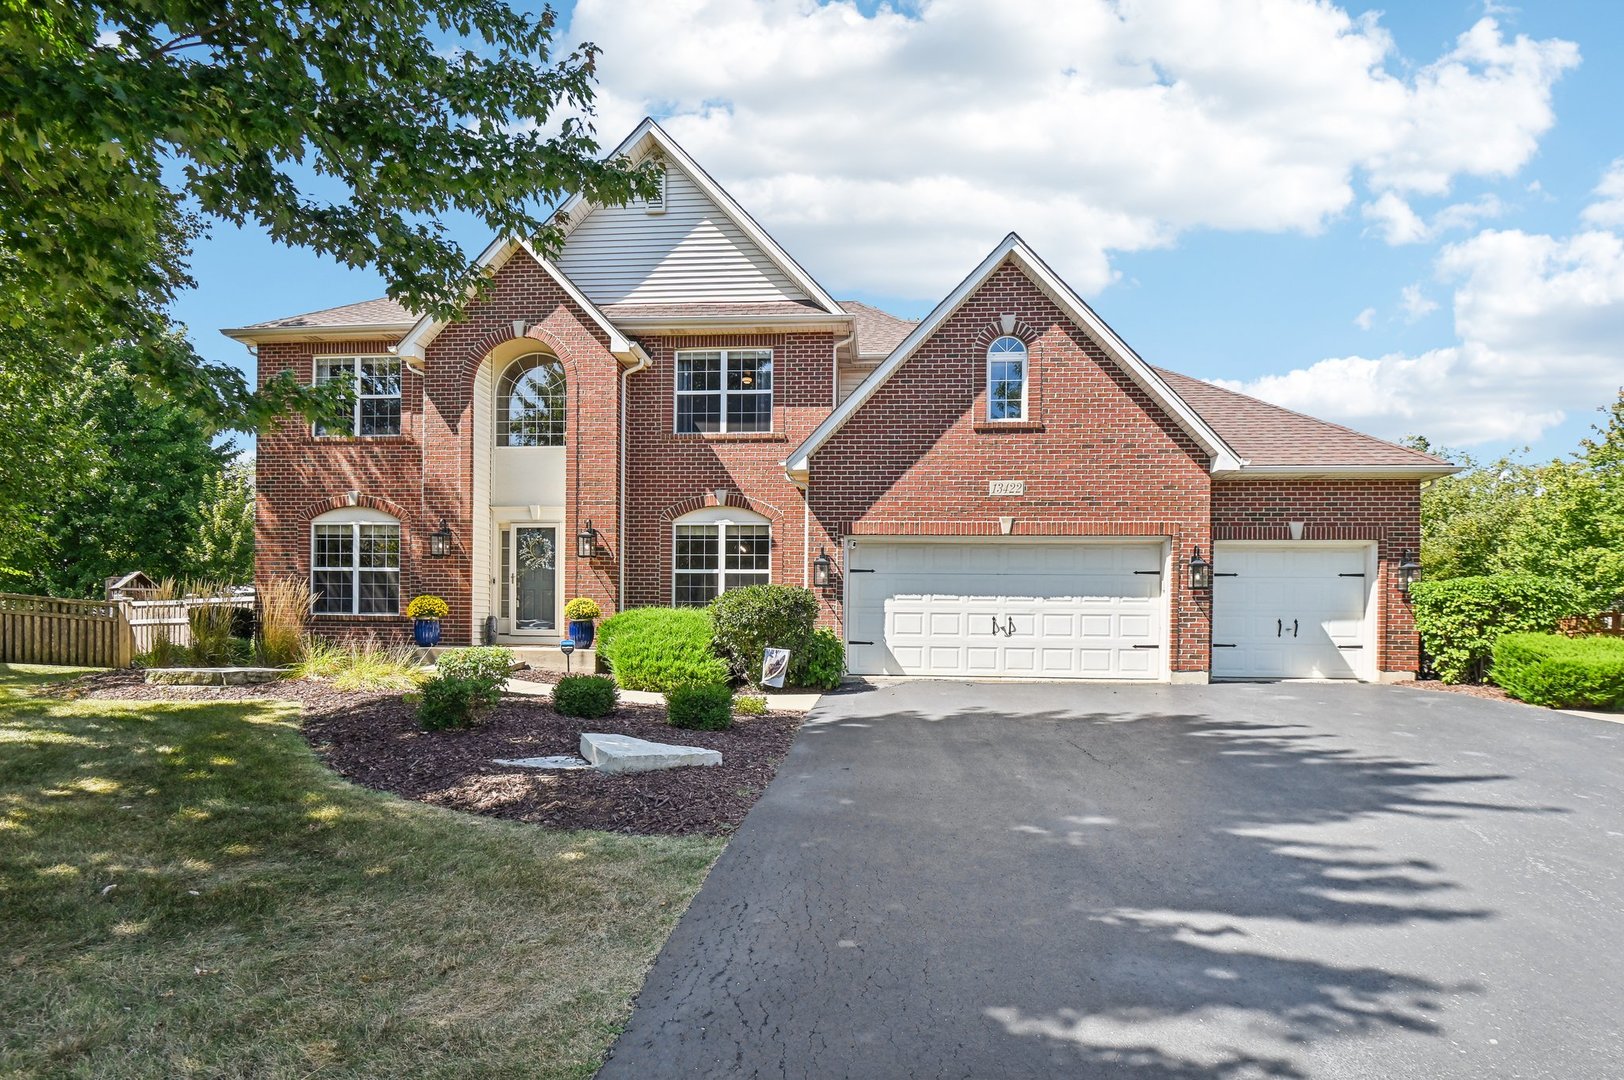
left=1363, top=192, right=1505, bottom=244
left=1222, top=211, right=1624, bottom=446
left=1354, top=307, right=1376, bottom=330
left=565, top=1, right=1576, bottom=297
left=1400, top=283, right=1439, bottom=321
left=1582, top=158, right=1624, bottom=228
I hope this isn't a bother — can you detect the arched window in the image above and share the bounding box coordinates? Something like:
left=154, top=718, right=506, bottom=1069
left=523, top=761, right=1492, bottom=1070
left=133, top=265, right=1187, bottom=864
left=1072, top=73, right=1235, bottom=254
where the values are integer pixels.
left=673, top=506, right=771, bottom=607
left=987, top=336, right=1028, bottom=421
left=497, top=354, right=567, bottom=446
left=311, top=507, right=400, bottom=615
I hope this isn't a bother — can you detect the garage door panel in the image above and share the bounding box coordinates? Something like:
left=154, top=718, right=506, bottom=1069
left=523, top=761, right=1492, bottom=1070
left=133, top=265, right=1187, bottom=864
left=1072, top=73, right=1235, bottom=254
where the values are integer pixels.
left=847, top=541, right=1166, bottom=680
left=1212, top=543, right=1372, bottom=681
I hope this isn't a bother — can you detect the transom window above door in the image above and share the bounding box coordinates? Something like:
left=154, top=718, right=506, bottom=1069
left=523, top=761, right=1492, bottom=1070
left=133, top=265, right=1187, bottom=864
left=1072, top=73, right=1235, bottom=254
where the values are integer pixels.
left=497, top=354, right=567, bottom=446
left=673, top=508, right=771, bottom=606
left=314, top=355, right=402, bottom=437
left=675, top=349, right=773, bottom=433
left=986, top=336, right=1028, bottom=421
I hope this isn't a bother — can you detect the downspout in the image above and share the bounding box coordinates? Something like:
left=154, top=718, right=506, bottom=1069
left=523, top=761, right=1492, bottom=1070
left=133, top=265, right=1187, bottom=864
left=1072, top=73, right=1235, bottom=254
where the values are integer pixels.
left=619, top=343, right=654, bottom=612
left=831, top=333, right=854, bottom=410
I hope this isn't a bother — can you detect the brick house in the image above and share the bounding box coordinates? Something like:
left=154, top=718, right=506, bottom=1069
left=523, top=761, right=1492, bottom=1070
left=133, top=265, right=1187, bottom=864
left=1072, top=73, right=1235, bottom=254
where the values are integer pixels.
left=227, top=119, right=1455, bottom=683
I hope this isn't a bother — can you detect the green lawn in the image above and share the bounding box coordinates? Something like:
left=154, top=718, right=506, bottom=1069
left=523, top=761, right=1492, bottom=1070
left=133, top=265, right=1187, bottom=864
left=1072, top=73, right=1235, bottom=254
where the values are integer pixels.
left=0, top=665, right=723, bottom=1079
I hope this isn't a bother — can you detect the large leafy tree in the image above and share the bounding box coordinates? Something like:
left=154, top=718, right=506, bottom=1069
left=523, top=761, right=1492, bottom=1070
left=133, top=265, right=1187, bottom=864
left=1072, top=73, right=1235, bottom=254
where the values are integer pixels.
left=1, top=0, right=653, bottom=427
left=185, top=457, right=255, bottom=584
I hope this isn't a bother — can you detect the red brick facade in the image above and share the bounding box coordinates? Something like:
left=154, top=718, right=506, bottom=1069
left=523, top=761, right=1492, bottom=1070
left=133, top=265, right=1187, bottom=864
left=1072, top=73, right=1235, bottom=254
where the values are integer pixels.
left=254, top=252, right=1425, bottom=676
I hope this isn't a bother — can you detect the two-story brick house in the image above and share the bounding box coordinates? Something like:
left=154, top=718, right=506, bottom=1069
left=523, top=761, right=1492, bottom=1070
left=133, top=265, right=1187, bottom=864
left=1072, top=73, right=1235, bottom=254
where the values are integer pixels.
left=227, top=119, right=1455, bottom=684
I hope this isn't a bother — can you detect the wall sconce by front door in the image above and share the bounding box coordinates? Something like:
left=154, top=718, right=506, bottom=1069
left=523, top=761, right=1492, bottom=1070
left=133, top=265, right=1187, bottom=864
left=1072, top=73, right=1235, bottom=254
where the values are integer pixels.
left=428, top=517, right=453, bottom=557
left=1189, top=546, right=1212, bottom=590
left=1396, top=550, right=1422, bottom=595
left=812, top=547, right=832, bottom=588
left=577, top=520, right=602, bottom=560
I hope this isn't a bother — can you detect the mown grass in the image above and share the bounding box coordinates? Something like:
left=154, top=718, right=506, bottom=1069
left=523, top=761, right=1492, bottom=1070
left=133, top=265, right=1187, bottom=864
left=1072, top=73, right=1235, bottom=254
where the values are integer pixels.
left=0, top=665, right=723, bottom=1079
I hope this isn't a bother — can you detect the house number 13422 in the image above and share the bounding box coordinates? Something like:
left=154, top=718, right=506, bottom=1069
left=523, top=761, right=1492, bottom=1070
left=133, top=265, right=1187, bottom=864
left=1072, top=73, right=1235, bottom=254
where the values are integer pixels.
left=988, top=480, right=1025, bottom=496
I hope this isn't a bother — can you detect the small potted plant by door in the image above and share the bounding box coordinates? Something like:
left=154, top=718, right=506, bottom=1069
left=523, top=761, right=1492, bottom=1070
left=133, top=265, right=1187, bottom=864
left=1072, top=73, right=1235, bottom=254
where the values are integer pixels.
left=563, top=596, right=602, bottom=649
left=406, top=594, right=449, bottom=647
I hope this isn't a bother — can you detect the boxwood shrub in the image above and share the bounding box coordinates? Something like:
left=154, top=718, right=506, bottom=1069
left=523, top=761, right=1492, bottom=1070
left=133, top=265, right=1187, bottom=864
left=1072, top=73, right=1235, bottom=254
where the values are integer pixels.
left=710, top=584, right=818, bottom=685
left=435, top=646, right=516, bottom=684
left=1410, top=574, right=1584, bottom=684
left=596, top=607, right=730, bottom=692
left=1491, top=633, right=1624, bottom=709
left=417, top=674, right=501, bottom=731
left=667, top=683, right=734, bottom=731
left=553, top=673, right=618, bottom=718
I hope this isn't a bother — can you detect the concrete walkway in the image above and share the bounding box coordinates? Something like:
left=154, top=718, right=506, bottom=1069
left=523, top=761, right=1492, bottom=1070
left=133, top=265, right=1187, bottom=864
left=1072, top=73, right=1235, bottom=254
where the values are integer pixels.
left=599, top=679, right=1624, bottom=1079
left=500, top=677, right=821, bottom=712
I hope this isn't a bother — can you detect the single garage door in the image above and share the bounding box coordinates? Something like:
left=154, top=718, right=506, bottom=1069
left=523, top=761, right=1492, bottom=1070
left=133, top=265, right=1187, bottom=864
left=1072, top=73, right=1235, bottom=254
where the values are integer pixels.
left=844, top=540, right=1166, bottom=680
left=1211, top=542, right=1374, bottom=680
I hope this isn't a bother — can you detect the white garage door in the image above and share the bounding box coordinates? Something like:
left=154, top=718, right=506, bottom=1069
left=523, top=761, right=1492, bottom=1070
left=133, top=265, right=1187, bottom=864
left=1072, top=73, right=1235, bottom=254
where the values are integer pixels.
left=1211, top=543, right=1374, bottom=680
left=844, top=540, right=1166, bottom=680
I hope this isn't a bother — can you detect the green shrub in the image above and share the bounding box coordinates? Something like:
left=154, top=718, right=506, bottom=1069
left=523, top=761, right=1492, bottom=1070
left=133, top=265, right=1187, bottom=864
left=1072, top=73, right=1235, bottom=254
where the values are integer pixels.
left=1411, top=574, right=1584, bottom=684
left=733, top=694, right=767, bottom=716
left=437, top=646, right=516, bottom=684
left=789, top=627, right=844, bottom=690
left=416, top=674, right=501, bottom=730
left=1491, top=633, right=1624, bottom=709
left=710, top=584, right=818, bottom=685
left=597, top=607, right=729, bottom=692
left=666, top=683, right=734, bottom=731
left=553, top=674, right=618, bottom=718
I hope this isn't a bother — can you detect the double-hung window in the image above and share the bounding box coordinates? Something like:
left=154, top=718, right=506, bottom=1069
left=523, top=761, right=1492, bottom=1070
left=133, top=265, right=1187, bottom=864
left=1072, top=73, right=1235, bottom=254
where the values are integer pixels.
left=986, top=336, right=1028, bottom=421
left=673, top=512, right=771, bottom=606
left=314, top=355, right=402, bottom=436
left=312, top=512, right=401, bottom=615
left=675, top=349, right=773, bottom=433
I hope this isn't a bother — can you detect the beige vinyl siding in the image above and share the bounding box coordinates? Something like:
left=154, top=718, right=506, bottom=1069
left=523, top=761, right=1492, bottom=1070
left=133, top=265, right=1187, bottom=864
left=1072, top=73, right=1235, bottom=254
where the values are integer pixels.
left=471, top=360, right=494, bottom=640
left=557, top=167, right=808, bottom=305
left=837, top=358, right=880, bottom=404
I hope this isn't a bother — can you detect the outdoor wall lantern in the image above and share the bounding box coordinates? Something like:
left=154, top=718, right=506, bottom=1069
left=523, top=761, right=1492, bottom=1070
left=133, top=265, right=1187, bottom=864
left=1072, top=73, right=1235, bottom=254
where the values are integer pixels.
left=1397, top=550, right=1422, bottom=595
left=1189, top=546, right=1212, bottom=590
left=428, top=517, right=453, bottom=557
left=577, top=520, right=602, bottom=560
left=812, top=547, right=833, bottom=588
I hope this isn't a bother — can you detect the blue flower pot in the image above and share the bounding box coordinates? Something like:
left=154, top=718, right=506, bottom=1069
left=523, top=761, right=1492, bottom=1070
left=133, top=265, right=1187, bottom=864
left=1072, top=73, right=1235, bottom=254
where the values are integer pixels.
left=568, top=619, right=596, bottom=649
left=413, top=619, right=442, bottom=647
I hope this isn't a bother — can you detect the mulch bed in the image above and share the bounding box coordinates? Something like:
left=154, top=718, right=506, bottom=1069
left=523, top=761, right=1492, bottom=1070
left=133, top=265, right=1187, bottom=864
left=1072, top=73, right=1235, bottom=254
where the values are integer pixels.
left=45, top=668, right=802, bottom=836
left=1405, top=679, right=1525, bottom=705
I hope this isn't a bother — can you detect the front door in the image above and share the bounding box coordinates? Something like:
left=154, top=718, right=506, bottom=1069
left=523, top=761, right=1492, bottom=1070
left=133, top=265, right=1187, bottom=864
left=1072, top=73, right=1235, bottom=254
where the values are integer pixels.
left=509, top=525, right=559, bottom=634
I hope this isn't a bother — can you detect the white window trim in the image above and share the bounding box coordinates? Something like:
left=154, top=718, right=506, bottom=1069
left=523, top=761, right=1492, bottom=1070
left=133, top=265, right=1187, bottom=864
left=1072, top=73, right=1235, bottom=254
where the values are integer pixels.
left=312, top=354, right=403, bottom=438
left=673, top=348, right=775, bottom=434
left=495, top=352, right=567, bottom=448
left=671, top=510, right=772, bottom=606
left=985, top=336, right=1029, bottom=422
left=310, top=509, right=401, bottom=616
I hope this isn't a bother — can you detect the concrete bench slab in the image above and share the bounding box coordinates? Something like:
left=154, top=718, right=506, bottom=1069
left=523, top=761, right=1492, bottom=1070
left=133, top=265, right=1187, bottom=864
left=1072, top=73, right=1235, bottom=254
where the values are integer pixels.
left=144, top=667, right=285, bottom=686
left=580, top=732, right=721, bottom=773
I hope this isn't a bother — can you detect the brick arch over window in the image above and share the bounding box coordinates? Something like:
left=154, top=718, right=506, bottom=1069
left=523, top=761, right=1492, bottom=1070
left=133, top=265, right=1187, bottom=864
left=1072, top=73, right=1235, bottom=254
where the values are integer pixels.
left=971, top=315, right=1039, bottom=352
left=299, top=492, right=413, bottom=524
left=459, top=323, right=588, bottom=388
left=657, top=489, right=784, bottom=524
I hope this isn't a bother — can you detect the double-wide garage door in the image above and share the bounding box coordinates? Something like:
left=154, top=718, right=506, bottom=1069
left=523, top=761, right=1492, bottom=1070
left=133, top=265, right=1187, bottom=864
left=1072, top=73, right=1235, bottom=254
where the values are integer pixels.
left=844, top=540, right=1165, bottom=680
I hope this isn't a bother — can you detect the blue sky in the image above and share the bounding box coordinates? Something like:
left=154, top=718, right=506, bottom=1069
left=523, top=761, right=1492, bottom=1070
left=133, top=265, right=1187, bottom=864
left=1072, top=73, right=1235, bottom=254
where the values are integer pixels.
left=179, top=1, right=1624, bottom=462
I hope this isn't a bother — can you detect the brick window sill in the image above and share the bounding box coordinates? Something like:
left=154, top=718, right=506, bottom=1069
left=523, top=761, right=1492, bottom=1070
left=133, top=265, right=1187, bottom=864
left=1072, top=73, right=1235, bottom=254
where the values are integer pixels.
left=973, top=421, right=1046, bottom=433
left=672, top=431, right=788, bottom=443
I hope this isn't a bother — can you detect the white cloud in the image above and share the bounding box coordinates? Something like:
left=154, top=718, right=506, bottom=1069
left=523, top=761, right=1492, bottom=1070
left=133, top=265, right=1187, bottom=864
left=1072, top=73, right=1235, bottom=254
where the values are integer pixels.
left=1354, top=307, right=1376, bottom=330
left=1401, top=283, right=1439, bottom=321
left=1222, top=216, right=1624, bottom=446
left=1362, top=192, right=1504, bottom=244
left=566, top=2, right=1576, bottom=297
left=1581, top=158, right=1624, bottom=227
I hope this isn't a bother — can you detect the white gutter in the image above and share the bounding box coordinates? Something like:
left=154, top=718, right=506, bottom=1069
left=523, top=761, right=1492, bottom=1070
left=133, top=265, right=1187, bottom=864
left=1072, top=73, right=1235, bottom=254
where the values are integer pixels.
left=618, top=342, right=654, bottom=611
left=1210, top=463, right=1460, bottom=480
left=220, top=323, right=416, bottom=344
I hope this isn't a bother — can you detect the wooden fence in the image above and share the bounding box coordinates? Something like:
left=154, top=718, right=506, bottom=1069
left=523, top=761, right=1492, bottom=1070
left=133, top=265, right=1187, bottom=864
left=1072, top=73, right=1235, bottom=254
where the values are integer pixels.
left=1559, top=609, right=1624, bottom=637
left=120, top=597, right=252, bottom=654
left=0, top=593, right=133, bottom=668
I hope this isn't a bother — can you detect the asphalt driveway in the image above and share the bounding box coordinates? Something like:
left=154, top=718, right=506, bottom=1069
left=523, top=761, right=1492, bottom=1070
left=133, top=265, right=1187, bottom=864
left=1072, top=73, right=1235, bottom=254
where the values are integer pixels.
left=599, top=681, right=1624, bottom=1079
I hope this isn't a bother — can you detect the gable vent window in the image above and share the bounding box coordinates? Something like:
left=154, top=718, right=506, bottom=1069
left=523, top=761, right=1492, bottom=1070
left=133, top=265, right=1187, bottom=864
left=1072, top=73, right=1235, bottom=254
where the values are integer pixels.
left=987, top=336, right=1028, bottom=421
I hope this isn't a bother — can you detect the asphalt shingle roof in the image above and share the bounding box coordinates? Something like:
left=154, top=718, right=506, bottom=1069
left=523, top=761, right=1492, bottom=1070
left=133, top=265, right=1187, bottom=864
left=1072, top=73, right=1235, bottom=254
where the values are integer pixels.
left=244, top=296, right=416, bottom=330
left=840, top=300, right=919, bottom=358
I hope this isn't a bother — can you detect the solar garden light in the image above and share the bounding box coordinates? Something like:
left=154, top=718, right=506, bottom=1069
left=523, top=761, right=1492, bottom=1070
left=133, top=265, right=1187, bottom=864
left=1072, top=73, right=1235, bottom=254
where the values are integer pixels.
left=559, top=635, right=575, bottom=674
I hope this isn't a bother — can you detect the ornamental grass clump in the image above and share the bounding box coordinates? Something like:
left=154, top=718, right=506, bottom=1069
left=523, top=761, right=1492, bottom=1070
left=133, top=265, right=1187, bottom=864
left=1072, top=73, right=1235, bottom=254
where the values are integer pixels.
left=186, top=580, right=239, bottom=666
left=295, top=636, right=426, bottom=692
left=256, top=576, right=311, bottom=666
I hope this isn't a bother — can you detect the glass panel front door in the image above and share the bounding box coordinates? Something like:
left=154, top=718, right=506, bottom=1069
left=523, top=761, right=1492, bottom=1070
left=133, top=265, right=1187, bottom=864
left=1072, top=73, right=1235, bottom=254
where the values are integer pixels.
left=511, top=525, right=558, bottom=632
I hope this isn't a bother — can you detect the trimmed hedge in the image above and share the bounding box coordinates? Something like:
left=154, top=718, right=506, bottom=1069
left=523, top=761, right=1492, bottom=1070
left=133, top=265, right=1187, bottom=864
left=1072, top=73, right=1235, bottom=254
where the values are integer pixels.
left=553, top=674, right=618, bottom=718
left=436, top=646, right=516, bottom=684
left=596, top=607, right=730, bottom=692
left=1410, top=574, right=1583, bottom=684
left=1491, top=633, right=1624, bottom=709
left=667, top=683, right=734, bottom=731
left=710, top=584, right=818, bottom=685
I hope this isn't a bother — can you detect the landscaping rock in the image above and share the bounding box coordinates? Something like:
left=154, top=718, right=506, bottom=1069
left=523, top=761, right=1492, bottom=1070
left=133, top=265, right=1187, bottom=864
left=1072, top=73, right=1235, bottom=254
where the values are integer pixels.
left=580, top=732, right=722, bottom=773
left=144, top=667, right=285, bottom=686
left=493, top=755, right=592, bottom=770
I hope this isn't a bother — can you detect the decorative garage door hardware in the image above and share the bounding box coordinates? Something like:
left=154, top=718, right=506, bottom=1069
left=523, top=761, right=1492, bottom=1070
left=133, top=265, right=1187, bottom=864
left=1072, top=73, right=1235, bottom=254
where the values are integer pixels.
left=1338, top=572, right=1367, bottom=578
left=1132, top=644, right=1160, bottom=649
left=1214, top=572, right=1238, bottom=577
left=1213, top=643, right=1238, bottom=648
left=1277, top=619, right=1299, bottom=638
left=990, top=616, right=1018, bottom=637
left=1133, top=569, right=1162, bottom=575
left=846, top=640, right=875, bottom=646
left=847, top=568, right=874, bottom=573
